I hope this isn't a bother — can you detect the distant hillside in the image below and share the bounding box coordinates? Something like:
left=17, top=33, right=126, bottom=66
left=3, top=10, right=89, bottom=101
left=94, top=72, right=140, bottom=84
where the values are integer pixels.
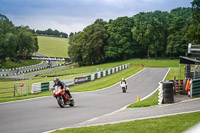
left=38, top=36, right=69, bottom=58
left=36, top=28, right=68, bottom=38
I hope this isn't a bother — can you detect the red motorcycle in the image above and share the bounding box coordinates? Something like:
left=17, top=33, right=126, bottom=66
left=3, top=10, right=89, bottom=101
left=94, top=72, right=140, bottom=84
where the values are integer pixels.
left=53, top=85, right=74, bottom=108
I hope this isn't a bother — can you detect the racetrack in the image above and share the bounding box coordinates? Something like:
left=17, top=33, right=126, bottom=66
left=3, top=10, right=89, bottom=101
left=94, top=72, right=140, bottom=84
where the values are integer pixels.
left=0, top=68, right=169, bottom=133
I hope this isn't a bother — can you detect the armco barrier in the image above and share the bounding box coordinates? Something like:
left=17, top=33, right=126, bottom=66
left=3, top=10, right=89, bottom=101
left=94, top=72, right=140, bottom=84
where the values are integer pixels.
left=97, top=72, right=101, bottom=78
left=75, top=76, right=88, bottom=84
left=41, top=82, right=49, bottom=92
left=62, top=79, right=75, bottom=86
left=88, top=75, right=91, bottom=81
left=31, top=64, right=129, bottom=94
left=31, top=83, right=41, bottom=93
left=91, top=74, right=95, bottom=81
left=191, top=78, right=200, bottom=97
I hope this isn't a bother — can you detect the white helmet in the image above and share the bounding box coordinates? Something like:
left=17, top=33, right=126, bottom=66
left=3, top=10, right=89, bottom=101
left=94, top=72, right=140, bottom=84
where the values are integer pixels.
left=122, top=78, right=125, bottom=80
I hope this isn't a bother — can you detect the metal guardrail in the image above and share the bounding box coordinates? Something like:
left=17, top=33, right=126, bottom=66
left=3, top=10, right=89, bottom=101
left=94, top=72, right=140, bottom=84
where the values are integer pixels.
left=188, top=43, right=200, bottom=53
left=31, top=64, right=129, bottom=94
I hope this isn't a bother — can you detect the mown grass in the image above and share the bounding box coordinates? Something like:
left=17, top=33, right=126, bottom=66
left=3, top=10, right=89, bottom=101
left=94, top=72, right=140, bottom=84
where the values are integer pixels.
left=38, top=36, right=69, bottom=57
left=53, top=111, right=200, bottom=133
left=40, top=59, right=180, bottom=77
left=128, top=91, right=159, bottom=108
left=1, top=60, right=41, bottom=69
left=165, top=67, right=185, bottom=81
left=0, top=59, right=180, bottom=103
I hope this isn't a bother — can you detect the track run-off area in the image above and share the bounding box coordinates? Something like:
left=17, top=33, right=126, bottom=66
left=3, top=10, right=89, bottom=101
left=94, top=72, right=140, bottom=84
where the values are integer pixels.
left=1, top=68, right=196, bottom=133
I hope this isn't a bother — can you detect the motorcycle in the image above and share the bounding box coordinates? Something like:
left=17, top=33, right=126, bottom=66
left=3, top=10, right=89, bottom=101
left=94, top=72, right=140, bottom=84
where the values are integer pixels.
left=120, top=82, right=127, bottom=93
left=53, top=85, right=74, bottom=108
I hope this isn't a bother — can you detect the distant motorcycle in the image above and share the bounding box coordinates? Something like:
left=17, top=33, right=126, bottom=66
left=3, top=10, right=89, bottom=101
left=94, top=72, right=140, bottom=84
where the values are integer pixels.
left=53, top=85, right=74, bottom=108
left=120, top=82, right=127, bottom=93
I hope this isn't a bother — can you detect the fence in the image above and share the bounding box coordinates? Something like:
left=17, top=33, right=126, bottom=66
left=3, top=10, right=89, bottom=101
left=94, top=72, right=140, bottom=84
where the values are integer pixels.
left=14, top=83, right=30, bottom=96
left=31, top=64, right=129, bottom=94
left=0, top=87, right=14, bottom=98
left=0, top=83, right=30, bottom=98
left=191, top=78, right=200, bottom=97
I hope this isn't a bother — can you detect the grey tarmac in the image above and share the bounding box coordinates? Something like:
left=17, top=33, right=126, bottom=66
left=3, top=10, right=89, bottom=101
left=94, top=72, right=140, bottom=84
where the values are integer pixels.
left=0, top=68, right=169, bottom=133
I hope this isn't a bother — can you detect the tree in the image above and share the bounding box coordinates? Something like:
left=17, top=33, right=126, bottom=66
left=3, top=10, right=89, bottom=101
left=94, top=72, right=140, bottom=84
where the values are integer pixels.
left=105, top=17, right=136, bottom=60
left=0, top=14, right=16, bottom=62
left=167, top=8, right=192, bottom=56
left=68, top=19, right=108, bottom=66
left=185, top=0, right=200, bottom=44
left=132, top=11, right=169, bottom=58
left=68, top=32, right=84, bottom=65
left=16, top=29, right=36, bottom=56
left=132, top=12, right=152, bottom=58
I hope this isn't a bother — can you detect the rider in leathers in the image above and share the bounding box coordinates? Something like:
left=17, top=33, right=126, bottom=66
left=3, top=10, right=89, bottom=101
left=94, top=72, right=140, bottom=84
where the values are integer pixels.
left=53, top=77, right=73, bottom=99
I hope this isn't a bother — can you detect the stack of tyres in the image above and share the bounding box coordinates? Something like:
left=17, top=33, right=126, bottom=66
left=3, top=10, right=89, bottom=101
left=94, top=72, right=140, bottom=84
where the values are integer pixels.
left=163, top=81, right=174, bottom=103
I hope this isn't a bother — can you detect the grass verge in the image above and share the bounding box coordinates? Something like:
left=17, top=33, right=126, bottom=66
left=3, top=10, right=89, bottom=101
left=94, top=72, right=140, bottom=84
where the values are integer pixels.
left=53, top=111, right=200, bottom=133
left=128, top=91, right=159, bottom=108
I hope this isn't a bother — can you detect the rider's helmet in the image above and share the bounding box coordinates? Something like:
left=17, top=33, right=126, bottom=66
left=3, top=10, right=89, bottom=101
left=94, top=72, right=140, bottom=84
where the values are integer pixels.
left=122, top=78, right=125, bottom=81
left=54, top=77, right=59, bottom=83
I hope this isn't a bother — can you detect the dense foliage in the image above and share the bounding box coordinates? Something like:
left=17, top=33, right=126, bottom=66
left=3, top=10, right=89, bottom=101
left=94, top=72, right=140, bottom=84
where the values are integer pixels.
left=185, top=0, right=200, bottom=44
left=36, top=29, right=68, bottom=38
left=0, top=14, right=38, bottom=65
left=69, top=7, right=195, bottom=66
left=69, top=19, right=108, bottom=66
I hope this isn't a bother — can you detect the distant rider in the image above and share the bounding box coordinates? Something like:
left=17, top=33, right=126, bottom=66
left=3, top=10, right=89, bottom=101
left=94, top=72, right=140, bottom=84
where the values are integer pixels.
left=121, top=78, right=127, bottom=89
left=53, top=77, right=73, bottom=99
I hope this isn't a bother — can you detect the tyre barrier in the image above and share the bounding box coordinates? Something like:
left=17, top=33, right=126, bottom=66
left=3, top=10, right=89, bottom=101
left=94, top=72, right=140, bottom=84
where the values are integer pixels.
left=163, top=81, right=174, bottom=104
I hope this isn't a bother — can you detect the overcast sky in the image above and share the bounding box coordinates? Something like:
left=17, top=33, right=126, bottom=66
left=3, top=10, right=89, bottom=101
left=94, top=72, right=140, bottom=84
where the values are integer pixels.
left=0, top=0, right=193, bottom=34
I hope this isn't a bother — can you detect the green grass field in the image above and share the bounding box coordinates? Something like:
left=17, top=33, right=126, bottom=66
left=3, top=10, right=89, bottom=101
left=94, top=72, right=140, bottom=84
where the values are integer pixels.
left=39, top=59, right=180, bottom=77
left=0, top=59, right=181, bottom=102
left=53, top=111, right=200, bottom=133
left=38, top=36, right=69, bottom=57
left=1, top=60, right=41, bottom=69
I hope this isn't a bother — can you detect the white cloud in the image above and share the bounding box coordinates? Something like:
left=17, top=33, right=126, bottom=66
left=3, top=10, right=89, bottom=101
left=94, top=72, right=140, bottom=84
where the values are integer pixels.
left=3, top=0, right=192, bottom=34
left=8, top=15, right=95, bottom=34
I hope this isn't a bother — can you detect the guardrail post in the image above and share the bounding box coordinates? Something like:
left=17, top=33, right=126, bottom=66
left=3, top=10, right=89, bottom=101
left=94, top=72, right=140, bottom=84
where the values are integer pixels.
left=14, top=84, right=15, bottom=96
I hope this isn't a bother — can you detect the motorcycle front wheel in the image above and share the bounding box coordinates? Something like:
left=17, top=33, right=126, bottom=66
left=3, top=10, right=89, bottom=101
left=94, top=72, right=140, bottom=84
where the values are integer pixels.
left=69, top=99, right=74, bottom=107
left=57, top=96, right=65, bottom=108
left=122, top=87, right=126, bottom=93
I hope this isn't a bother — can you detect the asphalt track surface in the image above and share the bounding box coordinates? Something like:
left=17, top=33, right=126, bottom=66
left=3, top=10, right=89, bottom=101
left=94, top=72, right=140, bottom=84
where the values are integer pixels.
left=0, top=68, right=169, bottom=133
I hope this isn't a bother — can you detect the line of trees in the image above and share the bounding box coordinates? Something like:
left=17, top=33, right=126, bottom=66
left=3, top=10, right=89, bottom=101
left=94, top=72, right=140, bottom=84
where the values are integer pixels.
left=0, top=14, right=38, bottom=66
left=36, top=29, right=68, bottom=38
left=69, top=1, right=200, bottom=66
